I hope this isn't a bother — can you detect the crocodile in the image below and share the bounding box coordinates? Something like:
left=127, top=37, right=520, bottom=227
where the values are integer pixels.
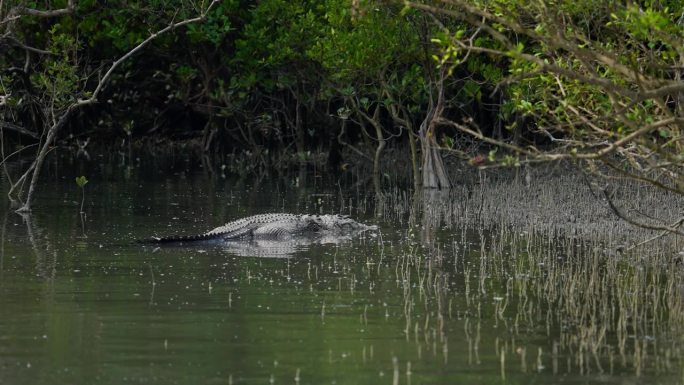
left=140, top=213, right=377, bottom=244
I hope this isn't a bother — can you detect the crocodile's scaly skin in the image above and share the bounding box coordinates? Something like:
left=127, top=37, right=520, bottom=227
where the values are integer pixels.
left=143, top=213, right=376, bottom=244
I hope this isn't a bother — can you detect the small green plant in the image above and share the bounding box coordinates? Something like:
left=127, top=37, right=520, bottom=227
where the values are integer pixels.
left=75, top=176, right=89, bottom=213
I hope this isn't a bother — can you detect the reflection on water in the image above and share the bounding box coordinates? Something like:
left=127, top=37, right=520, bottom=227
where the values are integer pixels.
left=1, top=158, right=683, bottom=385
left=145, top=234, right=367, bottom=258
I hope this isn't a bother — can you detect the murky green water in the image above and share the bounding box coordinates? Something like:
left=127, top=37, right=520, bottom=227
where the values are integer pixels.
left=1, top=154, right=683, bottom=384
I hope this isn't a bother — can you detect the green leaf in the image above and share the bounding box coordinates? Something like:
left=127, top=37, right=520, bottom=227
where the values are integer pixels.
left=75, top=176, right=89, bottom=188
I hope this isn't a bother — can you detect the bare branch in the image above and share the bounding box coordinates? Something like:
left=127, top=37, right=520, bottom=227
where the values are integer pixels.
left=408, top=0, right=684, bottom=104
left=0, top=122, right=38, bottom=139
left=77, top=0, right=220, bottom=107
left=11, top=0, right=74, bottom=18
left=8, top=0, right=221, bottom=212
left=441, top=116, right=684, bottom=173
left=602, top=188, right=684, bottom=235
left=624, top=217, right=684, bottom=252
left=4, top=36, right=51, bottom=55
left=600, top=158, right=684, bottom=196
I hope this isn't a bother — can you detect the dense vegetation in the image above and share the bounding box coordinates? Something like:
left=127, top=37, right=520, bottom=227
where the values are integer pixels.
left=2, top=1, right=683, bottom=214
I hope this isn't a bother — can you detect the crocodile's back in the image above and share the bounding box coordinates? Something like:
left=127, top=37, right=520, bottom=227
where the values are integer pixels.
left=206, top=213, right=302, bottom=239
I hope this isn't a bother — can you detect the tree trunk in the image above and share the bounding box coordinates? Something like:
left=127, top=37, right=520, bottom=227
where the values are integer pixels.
left=383, top=92, right=420, bottom=189
left=420, top=68, right=451, bottom=189
left=294, top=85, right=305, bottom=156
left=408, top=129, right=420, bottom=189
left=420, top=128, right=450, bottom=189
left=348, top=97, right=386, bottom=192
left=5, top=1, right=219, bottom=212
left=371, top=105, right=385, bottom=190
left=15, top=108, right=73, bottom=212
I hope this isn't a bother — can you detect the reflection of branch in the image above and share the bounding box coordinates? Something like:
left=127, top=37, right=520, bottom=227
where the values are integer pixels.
left=17, top=212, right=56, bottom=280
left=602, top=188, right=684, bottom=235
left=148, top=263, right=156, bottom=306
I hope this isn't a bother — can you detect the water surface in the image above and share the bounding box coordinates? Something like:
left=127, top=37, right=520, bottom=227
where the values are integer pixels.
left=1, top=155, right=683, bottom=385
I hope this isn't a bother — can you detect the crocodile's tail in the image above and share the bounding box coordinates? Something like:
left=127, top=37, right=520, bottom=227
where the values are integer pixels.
left=137, top=232, right=221, bottom=244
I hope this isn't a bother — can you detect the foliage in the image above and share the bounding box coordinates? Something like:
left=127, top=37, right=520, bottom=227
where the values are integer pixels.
left=3, top=0, right=684, bottom=211
left=313, top=1, right=428, bottom=110
left=0, top=0, right=220, bottom=211
left=406, top=1, right=684, bottom=187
